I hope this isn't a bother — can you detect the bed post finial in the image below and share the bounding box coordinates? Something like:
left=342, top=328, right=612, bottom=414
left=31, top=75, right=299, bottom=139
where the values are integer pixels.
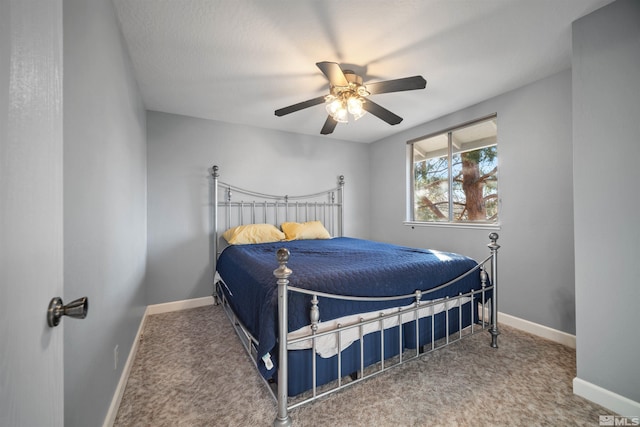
left=338, top=175, right=345, bottom=237
left=487, top=233, right=500, bottom=348
left=276, top=248, right=290, bottom=267
left=273, top=248, right=292, bottom=427
left=212, top=164, right=219, bottom=178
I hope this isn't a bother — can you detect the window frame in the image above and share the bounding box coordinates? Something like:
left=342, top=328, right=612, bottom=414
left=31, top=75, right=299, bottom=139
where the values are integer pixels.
left=405, top=114, right=500, bottom=230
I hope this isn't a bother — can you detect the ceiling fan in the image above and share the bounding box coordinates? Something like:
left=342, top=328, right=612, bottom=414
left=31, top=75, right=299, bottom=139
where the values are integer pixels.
left=275, top=61, right=427, bottom=135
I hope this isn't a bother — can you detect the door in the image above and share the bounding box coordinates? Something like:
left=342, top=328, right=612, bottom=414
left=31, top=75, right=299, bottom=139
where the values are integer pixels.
left=0, top=1, right=64, bottom=426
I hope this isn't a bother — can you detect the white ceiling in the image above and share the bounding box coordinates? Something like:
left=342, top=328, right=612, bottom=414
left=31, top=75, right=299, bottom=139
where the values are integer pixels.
left=113, top=0, right=611, bottom=143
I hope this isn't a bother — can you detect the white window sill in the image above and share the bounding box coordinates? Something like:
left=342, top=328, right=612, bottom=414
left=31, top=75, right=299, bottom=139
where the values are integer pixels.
left=403, top=221, right=501, bottom=231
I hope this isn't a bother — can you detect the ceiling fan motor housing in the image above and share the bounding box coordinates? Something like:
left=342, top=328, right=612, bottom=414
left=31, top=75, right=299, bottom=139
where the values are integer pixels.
left=330, top=70, right=368, bottom=97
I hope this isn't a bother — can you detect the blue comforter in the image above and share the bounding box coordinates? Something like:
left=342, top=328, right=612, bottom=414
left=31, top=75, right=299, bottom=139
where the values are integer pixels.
left=216, top=237, right=481, bottom=378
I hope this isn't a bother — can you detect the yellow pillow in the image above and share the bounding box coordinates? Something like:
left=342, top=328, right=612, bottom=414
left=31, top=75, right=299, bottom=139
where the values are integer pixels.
left=222, top=224, right=285, bottom=245
left=281, top=221, right=331, bottom=241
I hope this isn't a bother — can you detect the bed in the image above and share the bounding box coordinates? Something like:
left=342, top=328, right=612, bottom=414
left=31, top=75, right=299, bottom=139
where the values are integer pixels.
left=210, top=165, right=500, bottom=426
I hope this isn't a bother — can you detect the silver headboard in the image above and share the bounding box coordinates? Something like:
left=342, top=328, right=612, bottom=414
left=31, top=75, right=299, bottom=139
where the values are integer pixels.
left=211, top=165, right=344, bottom=275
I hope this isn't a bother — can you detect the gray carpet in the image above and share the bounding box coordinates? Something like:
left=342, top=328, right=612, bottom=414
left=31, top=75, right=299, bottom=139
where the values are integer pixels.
left=114, top=305, right=611, bottom=426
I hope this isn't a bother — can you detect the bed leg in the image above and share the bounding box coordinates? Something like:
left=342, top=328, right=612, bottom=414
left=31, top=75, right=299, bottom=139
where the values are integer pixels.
left=487, top=233, right=500, bottom=348
left=212, top=281, right=220, bottom=305
left=274, top=248, right=292, bottom=427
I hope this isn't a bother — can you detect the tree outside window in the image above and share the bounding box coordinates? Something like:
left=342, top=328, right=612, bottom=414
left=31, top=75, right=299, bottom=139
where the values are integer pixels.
left=410, top=116, right=498, bottom=224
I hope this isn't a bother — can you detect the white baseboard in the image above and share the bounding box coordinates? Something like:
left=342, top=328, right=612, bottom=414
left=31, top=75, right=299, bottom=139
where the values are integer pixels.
left=102, top=312, right=148, bottom=427
left=482, top=308, right=576, bottom=349
left=145, top=296, right=215, bottom=315
left=102, top=296, right=215, bottom=427
left=573, top=377, right=640, bottom=419
left=497, top=311, right=576, bottom=349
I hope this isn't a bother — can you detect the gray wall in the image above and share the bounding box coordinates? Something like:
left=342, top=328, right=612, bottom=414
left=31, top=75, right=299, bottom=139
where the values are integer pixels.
left=63, top=0, right=147, bottom=426
left=573, top=0, right=640, bottom=404
left=369, top=69, right=576, bottom=334
left=146, top=111, right=371, bottom=304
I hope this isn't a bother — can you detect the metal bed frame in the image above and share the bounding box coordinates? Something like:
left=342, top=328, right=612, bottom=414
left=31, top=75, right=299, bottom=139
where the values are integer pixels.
left=210, top=165, right=500, bottom=427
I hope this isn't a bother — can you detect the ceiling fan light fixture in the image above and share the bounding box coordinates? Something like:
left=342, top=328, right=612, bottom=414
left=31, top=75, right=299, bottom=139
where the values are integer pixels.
left=325, top=92, right=367, bottom=123
left=334, top=107, right=349, bottom=123
left=351, top=108, right=366, bottom=121
left=325, top=95, right=342, bottom=116
left=347, top=95, right=364, bottom=117
left=357, top=86, right=370, bottom=97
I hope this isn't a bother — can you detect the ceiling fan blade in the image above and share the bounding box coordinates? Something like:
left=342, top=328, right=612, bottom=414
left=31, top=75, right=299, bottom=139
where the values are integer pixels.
left=362, top=99, right=403, bottom=125
left=320, top=116, right=338, bottom=135
left=316, top=61, right=349, bottom=87
left=365, top=76, right=426, bottom=95
left=275, top=96, right=326, bottom=116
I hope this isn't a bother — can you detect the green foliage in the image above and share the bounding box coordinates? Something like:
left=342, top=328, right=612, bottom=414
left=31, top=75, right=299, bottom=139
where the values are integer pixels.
left=414, top=145, right=498, bottom=222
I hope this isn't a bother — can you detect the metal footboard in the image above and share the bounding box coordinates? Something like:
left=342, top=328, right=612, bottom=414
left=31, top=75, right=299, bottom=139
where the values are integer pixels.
left=273, top=233, right=499, bottom=427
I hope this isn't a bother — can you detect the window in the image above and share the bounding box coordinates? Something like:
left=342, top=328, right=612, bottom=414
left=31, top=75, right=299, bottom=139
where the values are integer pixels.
left=408, top=115, right=498, bottom=225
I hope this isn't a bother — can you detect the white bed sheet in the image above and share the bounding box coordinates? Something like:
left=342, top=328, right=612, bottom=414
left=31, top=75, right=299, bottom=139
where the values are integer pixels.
left=287, top=296, right=472, bottom=358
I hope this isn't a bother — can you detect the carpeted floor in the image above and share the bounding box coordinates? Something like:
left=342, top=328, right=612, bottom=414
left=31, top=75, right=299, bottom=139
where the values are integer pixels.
left=114, top=305, right=611, bottom=426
